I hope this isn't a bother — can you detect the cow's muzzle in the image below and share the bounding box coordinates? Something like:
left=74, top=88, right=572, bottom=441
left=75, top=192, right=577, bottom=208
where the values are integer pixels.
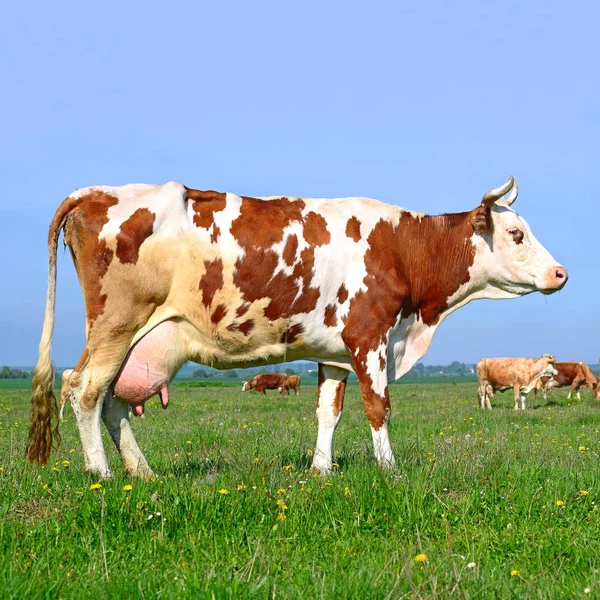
left=540, top=265, right=568, bottom=294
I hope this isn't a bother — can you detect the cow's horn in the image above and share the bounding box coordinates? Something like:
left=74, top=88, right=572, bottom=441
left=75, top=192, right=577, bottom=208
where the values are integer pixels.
left=482, top=176, right=515, bottom=205
left=504, top=181, right=518, bottom=206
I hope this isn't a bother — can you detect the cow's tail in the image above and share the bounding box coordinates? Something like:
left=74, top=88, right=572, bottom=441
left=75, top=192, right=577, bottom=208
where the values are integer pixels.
left=26, top=196, right=81, bottom=464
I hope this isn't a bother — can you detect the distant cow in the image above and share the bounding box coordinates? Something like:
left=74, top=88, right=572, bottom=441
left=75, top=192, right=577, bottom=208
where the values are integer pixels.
left=476, top=355, right=558, bottom=410
left=279, top=374, right=301, bottom=396
left=534, top=362, right=599, bottom=401
left=242, top=373, right=288, bottom=395
left=59, top=369, right=73, bottom=420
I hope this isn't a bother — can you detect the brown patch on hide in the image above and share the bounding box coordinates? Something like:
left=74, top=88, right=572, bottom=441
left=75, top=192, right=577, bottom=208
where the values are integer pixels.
left=231, top=196, right=305, bottom=249
left=116, top=208, right=155, bottom=265
left=227, top=319, right=255, bottom=336
left=210, top=224, right=221, bottom=244
left=337, top=284, right=349, bottom=304
left=324, top=304, right=337, bottom=327
left=332, top=379, right=347, bottom=417
left=379, top=353, right=386, bottom=371
left=63, top=190, right=119, bottom=329
left=282, top=234, right=298, bottom=266
left=281, top=323, right=304, bottom=344
left=199, top=259, right=224, bottom=307
left=236, top=303, right=251, bottom=318
left=303, top=211, right=330, bottom=246
left=186, top=188, right=227, bottom=229
left=211, top=304, right=228, bottom=324
left=345, top=217, right=361, bottom=242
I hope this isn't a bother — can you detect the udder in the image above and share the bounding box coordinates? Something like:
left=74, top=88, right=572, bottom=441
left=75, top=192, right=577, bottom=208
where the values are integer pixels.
left=113, top=320, right=184, bottom=416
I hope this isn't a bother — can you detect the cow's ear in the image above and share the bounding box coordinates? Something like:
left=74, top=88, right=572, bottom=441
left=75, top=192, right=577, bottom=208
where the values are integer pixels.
left=471, top=204, right=492, bottom=233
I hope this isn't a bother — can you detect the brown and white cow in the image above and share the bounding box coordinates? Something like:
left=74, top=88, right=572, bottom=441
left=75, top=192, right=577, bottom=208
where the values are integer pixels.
left=279, top=374, right=301, bottom=396
left=242, top=373, right=288, bottom=395
left=26, top=176, right=567, bottom=478
left=534, top=362, right=599, bottom=401
left=476, top=355, right=558, bottom=410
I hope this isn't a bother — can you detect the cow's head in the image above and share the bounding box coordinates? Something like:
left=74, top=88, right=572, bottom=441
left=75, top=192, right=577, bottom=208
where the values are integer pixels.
left=539, top=355, right=558, bottom=378
left=242, top=381, right=251, bottom=392
left=470, top=177, right=567, bottom=298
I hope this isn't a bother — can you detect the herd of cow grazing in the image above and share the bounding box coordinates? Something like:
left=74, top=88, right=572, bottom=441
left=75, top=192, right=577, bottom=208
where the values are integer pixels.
left=25, top=175, right=572, bottom=477
left=476, top=355, right=599, bottom=410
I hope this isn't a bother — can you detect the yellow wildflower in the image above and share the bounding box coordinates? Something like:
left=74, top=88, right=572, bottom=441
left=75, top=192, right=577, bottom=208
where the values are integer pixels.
left=276, top=512, right=286, bottom=521
left=276, top=499, right=288, bottom=510
left=556, top=500, right=564, bottom=506
left=580, top=446, right=586, bottom=451
left=123, top=484, right=133, bottom=491
left=282, top=465, right=295, bottom=472
left=414, top=553, right=428, bottom=563
left=62, top=460, right=70, bottom=467
left=580, top=490, right=589, bottom=496
left=89, top=483, right=102, bottom=490
left=307, top=449, right=313, bottom=455
left=218, top=489, right=229, bottom=495
left=510, top=569, right=520, bottom=576
left=277, top=488, right=287, bottom=495
left=344, top=487, right=352, bottom=497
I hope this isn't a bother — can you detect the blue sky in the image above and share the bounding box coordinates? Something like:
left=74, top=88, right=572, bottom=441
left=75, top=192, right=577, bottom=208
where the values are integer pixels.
left=0, top=0, right=597, bottom=366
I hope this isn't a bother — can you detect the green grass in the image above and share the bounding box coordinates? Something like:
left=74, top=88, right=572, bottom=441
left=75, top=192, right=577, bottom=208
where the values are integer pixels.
left=1, top=382, right=600, bottom=598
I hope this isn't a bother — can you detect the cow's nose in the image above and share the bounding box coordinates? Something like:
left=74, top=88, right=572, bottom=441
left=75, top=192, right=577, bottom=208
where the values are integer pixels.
left=549, top=266, right=568, bottom=289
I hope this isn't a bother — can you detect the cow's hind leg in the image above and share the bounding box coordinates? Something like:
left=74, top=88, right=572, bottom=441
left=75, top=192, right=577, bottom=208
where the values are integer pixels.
left=69, top=322, right=146, bottom=477
left=102, top=393, right=155, bottom=478
left=312, top=365, right=348, bottom=473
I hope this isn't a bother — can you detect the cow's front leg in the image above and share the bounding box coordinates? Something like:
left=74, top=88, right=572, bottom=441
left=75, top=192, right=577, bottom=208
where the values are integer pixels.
left=521, top=391, right=527, bottom=410
left=352, top=345, right=395, bottom=468
left=312, top=365, right=348, bottom=473
left=102, top=393, right=155, bottom=479
left=513, top=385, right=520, bottom=411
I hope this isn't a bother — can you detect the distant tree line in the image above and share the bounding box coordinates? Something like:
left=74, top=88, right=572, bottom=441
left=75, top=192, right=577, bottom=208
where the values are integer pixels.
left=192, top=366, right=298, bottom=379
left=1, top=366, right=30, bottom=379
left=404, top=361, right=474, bottom=378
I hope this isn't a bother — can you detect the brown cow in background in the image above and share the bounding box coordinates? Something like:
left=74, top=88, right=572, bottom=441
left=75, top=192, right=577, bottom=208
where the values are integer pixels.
left=279, top=374, right=301, bottom=396
left=476, top=354, right=557, bottom=410
left=242, top=373, right=288, bottom=395
left=534, top=362, right=599, bottom=401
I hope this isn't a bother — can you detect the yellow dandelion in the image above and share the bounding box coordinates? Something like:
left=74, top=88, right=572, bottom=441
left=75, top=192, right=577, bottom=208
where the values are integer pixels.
left=580, top=446, right=586, bottom=451
left=344, top=487, right=352, bottom=496
left=218, top=488, right=229, bottom=495
left=242, top=424, right=248, bottom=428
left=53, top=467, right=59, bottom=472
left=181, top=562, right=187, bottom=569
left=414, top=553, right=428, bottom=563
left=307, top=449, right=313, bottom=455
left=123, top=484, right=133, bottom=491
left=276, top=512, right=287, bottom=521
left=253, top=457, right=260, bottom=463
left=277, top=488, right=287, bottom=494
left=89, top=483, right=102, bottom=490
left=236, top=483, right=246, bottom=491
left=580, top=490, right=589, bottom=496
left=276, top=499, right=288, bottom=510
left=510, top=569, right=520, bottom=577
left=62, top=460, right=70, bottom=467
left=282, top=465, right=295, bottom=472
left=556, top=500, right=564, bottom=506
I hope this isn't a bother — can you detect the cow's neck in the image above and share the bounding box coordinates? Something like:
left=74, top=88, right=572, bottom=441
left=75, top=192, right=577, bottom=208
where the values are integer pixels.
left=385, top=210, right=479, bottom=380
left=392, top=210, right=478, bottom=327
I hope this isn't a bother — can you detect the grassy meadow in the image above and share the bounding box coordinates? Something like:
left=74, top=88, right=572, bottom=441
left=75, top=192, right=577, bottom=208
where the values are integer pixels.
left=2, top=381, right=600, bottom=598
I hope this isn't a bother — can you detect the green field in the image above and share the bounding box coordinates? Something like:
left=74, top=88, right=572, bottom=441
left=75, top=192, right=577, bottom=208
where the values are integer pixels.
left=2, top=382, right=600, bottom=599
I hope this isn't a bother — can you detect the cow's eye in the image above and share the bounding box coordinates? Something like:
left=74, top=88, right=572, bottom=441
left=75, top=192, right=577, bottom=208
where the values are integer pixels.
left=507, top=227, right=524, bottom=244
